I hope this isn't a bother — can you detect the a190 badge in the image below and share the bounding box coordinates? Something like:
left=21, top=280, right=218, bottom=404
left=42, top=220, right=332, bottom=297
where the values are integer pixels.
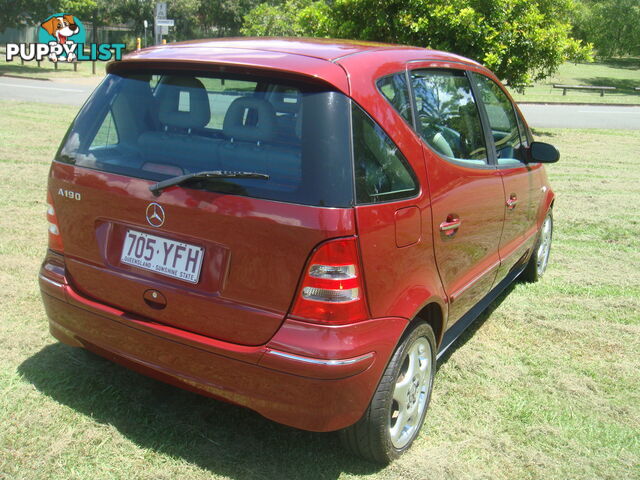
left=58, top=188, right=81, bottom=200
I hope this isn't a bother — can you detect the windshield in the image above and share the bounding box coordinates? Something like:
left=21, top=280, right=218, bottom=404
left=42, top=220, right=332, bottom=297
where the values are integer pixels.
left=56, top=70, right=354, bottom=207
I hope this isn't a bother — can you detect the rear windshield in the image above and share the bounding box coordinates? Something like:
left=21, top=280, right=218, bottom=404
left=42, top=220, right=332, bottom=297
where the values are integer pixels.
left=56, top=70, right=354, bottom=207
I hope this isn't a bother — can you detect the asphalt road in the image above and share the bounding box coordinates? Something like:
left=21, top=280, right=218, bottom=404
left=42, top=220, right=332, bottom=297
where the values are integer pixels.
left=2, top=76, right=640, bottom=129
left=518, top=103, right=640, bottom=130
left=0, top=77, right=95, bottom=105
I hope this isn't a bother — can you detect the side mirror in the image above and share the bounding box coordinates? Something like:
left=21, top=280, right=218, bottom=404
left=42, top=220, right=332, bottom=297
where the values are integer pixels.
left=529, top=141, right=559, bottom=163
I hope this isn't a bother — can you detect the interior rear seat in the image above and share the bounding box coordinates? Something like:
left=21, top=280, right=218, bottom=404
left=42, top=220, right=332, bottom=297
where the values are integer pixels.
left=220, top=97, right=301, bottom=191
left=269, top=86, right=301, bottom=141
left=138, top=76, right=221, bottom=174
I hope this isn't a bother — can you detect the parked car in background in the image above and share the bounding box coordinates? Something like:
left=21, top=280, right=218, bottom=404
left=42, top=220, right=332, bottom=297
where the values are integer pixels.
left=39, top=38, right=558, bottom=463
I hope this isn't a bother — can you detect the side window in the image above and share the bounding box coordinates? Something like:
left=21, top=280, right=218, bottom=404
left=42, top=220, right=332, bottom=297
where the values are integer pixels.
left=515, top=110, right=531, bottom=147
left=90, top=111, right=119, bottom=149
left=410, top=69, right=488, bottom=166
left=377, top=73, right=412, bottom=124
left=352, top=104, right=418, bottom=204
left=471, top=73, right=525, bottom=166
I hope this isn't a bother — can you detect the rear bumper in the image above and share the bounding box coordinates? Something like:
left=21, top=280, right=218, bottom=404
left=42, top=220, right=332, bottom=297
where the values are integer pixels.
left=39, top=269, right=407, bottom=432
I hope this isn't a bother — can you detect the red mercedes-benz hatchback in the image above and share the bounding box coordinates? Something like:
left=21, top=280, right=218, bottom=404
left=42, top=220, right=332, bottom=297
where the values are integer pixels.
left=39, top=38, right=558, bottom=463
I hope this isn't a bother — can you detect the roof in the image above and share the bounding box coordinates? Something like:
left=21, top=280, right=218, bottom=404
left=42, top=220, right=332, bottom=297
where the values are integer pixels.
left=126, top=37, right=479, bottom=64
left=163, top=37, right=417, bottom=62
left=117, top=37, right=483, bottom=95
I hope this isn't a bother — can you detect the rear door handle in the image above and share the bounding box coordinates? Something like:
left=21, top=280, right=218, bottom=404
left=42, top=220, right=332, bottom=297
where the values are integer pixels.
left=440, top=216, right=461, bottom=236
left=506, top=194, right=518, bottom=210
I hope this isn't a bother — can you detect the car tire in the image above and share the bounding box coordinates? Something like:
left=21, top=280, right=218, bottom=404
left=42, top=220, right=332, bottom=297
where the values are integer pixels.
left=521, top=210, right=553, bottom=283
left=339, top=322, right=436, bottom=464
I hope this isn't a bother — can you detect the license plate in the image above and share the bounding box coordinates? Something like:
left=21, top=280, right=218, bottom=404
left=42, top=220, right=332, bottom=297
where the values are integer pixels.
left=121, top=229, right=204, bottom=284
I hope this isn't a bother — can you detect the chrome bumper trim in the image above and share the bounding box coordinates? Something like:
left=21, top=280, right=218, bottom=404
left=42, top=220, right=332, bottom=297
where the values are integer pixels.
left=265, top=349, right=374, bottom=366
left=39, top=274, right=64, bottom=288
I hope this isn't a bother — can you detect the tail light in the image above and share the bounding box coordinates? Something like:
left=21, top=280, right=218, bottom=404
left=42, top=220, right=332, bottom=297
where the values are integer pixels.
left=290, top=237, right=369, bottom=325
left=46, top=191, right=64, bottom=252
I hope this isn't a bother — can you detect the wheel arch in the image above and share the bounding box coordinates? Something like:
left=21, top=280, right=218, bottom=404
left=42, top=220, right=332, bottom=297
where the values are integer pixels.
left=404, top=299, right=446, bottom=349
left=538, top=188, right=555, bottom=228
left=415, top=301, right=445, bottom=348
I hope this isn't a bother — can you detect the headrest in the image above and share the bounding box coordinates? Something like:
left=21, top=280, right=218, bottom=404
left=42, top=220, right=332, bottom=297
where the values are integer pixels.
left=157, top=76, right=211, bottom=130
left=223, top=97, right=276, bottom=143
left=270, top=87, right=300, bottom=114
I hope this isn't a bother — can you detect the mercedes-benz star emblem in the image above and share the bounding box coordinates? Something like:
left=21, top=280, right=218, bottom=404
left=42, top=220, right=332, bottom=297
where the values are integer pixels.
left=146, top=202, right=165, bottom=227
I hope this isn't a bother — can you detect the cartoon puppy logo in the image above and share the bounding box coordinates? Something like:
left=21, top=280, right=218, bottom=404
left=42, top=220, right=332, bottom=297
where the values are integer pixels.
left=40, top=14, right=80, bottom=62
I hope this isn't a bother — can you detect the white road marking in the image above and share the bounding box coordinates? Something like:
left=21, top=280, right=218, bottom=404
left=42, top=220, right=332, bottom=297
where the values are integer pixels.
left=578, top=110, right=640, bottom=115
left=0, top=82, right=85, bottom=93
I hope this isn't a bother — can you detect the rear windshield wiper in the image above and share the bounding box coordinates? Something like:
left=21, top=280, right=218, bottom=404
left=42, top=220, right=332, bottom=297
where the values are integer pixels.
left=149, top=170, right=269, bottom=197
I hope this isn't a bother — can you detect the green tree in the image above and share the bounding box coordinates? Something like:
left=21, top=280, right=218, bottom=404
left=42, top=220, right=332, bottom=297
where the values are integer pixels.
left=242, top=0, right=593, bottom=87
left=63, top=0, right=118, bottom=43
left=572, top=0, right=640, bottom=56
left=242, top=0, right=330, bottom=37
left=167, top=0, right=201, bottom=40
left=0, top=0, right=103, bottom=35
left=199, top=0, right=262, bottom=37
left=0, top=0, right=62, bottom=32
left=60, top=0, right=98, bottom=19
left=110, top=0, right=154, bottom=37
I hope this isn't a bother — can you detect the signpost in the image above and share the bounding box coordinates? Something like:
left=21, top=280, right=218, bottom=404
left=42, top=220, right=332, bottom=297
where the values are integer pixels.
left=155, top=2, right=166, bottom=17
left=154, top=3, right=174, bottom=45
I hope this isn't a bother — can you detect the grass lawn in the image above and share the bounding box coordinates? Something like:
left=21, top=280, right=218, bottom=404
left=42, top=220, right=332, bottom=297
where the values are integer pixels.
left=510, top=58, right=640, bottom=105
left=1, top=100, right=639, bottom=479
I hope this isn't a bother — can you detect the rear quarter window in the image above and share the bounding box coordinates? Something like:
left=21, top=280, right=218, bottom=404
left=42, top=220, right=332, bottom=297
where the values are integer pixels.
left=377, top=73, right=412, bottom=124
left=352, top=104, right=418, bottom=204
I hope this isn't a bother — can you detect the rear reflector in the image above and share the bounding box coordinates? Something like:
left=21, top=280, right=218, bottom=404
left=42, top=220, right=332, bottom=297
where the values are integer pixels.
left=41, top=249, right=67, bottom=286
left=46, top=191, right=63, bottom=252
left=302, top=286, right=359, bottom=303
left=291, top=237, right=368, bottom=325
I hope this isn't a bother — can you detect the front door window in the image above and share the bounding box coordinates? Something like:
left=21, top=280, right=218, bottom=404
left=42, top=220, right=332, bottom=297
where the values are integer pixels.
left=410, top=69, right=488, bottom=166
left=471, top=73, right=526, bottom=166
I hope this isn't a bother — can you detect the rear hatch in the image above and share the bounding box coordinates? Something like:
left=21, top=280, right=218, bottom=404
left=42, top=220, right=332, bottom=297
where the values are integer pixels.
left=50, top=66, right=355, bottom=346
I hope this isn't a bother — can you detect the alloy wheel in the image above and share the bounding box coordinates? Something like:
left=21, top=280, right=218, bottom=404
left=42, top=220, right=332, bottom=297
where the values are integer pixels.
left=389, top=337, right=432, bottom=449
left=536, top=215, right=553, bottom=276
